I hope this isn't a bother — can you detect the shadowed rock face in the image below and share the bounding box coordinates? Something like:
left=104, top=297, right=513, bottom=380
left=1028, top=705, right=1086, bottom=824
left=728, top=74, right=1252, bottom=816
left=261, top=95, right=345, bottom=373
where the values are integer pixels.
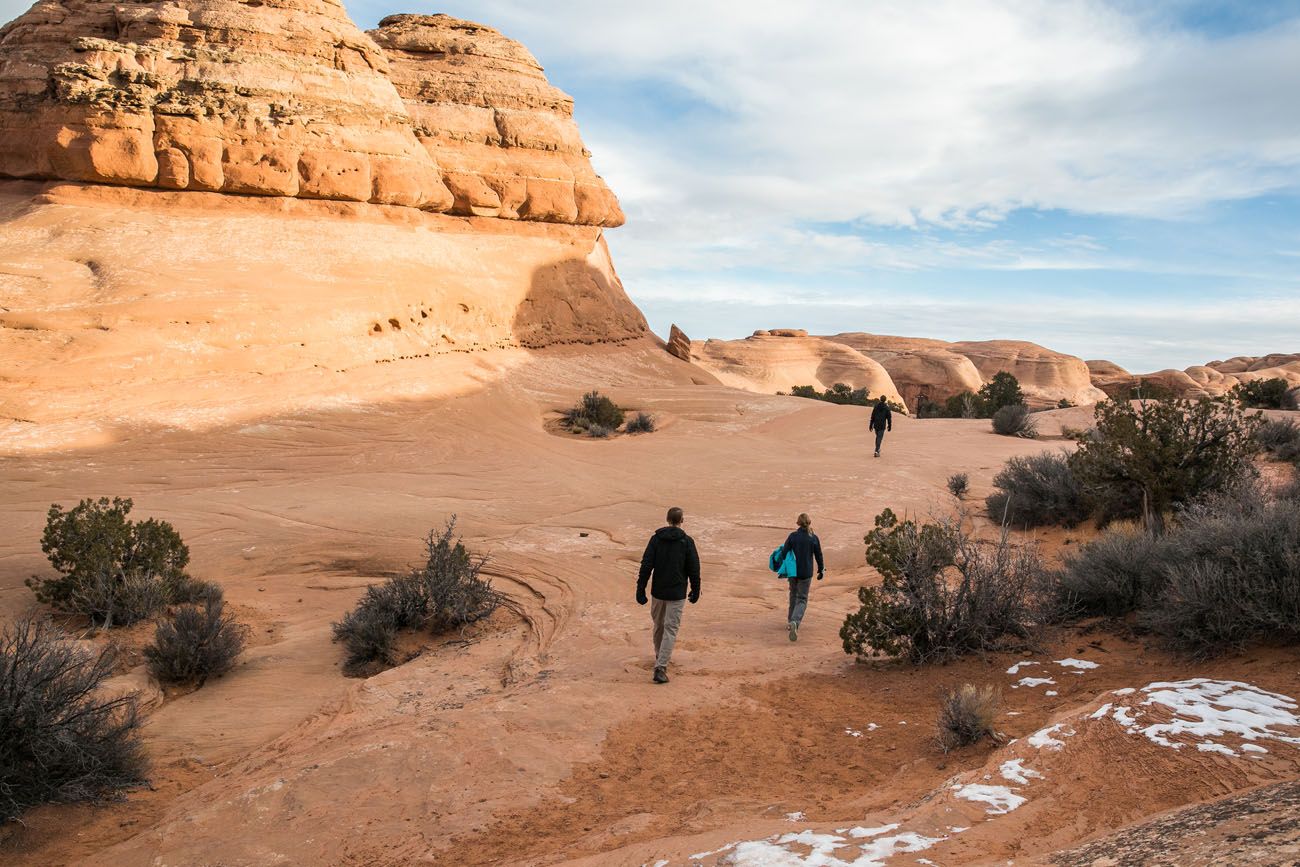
left=0, top=2, right=619, bottom=226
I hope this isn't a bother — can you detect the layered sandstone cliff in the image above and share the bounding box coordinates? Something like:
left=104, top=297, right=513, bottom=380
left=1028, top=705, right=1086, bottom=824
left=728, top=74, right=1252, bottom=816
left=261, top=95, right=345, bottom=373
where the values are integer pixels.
left=0, top=2, right=619, bottom=225
left=0, top=2, right=643, bottom=447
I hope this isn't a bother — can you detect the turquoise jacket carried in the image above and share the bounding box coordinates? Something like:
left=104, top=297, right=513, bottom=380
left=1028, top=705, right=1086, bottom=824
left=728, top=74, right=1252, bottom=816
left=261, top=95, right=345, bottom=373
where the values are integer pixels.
left=768, top=545, right=798, bottom=578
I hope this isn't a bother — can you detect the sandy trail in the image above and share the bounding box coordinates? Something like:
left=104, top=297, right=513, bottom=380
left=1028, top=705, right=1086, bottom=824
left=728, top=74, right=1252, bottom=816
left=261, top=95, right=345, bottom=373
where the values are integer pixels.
left=2, top=343, right=1296, bottom=865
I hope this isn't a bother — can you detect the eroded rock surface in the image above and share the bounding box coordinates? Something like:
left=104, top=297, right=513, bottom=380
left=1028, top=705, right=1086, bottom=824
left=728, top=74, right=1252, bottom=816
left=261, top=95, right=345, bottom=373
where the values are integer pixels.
left=0, top=3, right=618, bottom=225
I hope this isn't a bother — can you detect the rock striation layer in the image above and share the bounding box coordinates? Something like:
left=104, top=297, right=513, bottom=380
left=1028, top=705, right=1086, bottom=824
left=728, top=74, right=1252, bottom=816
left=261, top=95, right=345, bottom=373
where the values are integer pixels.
left=370, top=14, right=622, bottom=226
left=0, top=3, right=619, bottom=225
left=1088, top=355, right=1300, bottom=400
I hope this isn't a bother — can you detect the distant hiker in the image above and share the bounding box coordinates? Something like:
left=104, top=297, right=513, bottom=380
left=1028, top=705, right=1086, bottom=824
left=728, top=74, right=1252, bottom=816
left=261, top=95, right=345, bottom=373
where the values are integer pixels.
left=869, top=395, right=893, bottom=457
left=636, top=506, right=701, bottom=684
left=776, top=513, right=824, bottom=642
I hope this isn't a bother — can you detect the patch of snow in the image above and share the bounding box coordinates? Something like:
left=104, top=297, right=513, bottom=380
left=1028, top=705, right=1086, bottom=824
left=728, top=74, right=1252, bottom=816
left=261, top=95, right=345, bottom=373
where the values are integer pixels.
left=1089, top=703, right=1113, bottom=720
left=1055, top=658, right=1099, bottom=670
left=866, top=723, right=879, bottom=732
left=690, top=842, right=737, bottom=860
left=952, top=783, right=1026, bottom=815
left=1242, top=744, right=1269, bottom=754
left=898, top=721, right=907, bottom=726
left=948, top=826, right=970, bottom=833
left=1045, top=690, right=1058, bottom=696
left=785, top=811, right=805, bottom=822
left=999, top=759, right=1043, bottom=785
left=1099, top=679, right=1300, bottom=758
left=1027, top=723, right=1074, bottom=750
left=847, top=824, right=899, bottom=839
left=1013, top=677, right=1056, bottom=689
left=652, top=861, right=669, bottom=867
left=1113, top=688, right=1136, bottom=695
left=1007, top=660, right=1040, bottom=675
left=719, top=825, right=949, bottom=865
left=857, top=832, right=946, bottom=866
left=1005, top=711, right=1022, bottom=717
left=845, top=729, right=863, bottom=738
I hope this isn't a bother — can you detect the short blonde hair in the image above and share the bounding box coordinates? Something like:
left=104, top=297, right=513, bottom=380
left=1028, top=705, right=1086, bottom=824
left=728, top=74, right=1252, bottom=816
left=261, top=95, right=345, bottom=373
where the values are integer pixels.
left=797, top=513, right=811, bottom=528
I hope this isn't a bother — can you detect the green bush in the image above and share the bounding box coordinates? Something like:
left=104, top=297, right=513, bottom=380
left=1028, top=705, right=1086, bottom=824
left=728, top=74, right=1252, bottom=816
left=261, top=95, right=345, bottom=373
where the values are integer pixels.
left=1070, top=398, right=1261, bottom=533
left=979, top=372, right=1025, bottom=414
left=1232, top=377, right=1295, bottom=410
left=144, top=594, right=247, bottom=686
left=992, top=404, right=1037, bottom=438
left=789, top=383, right=905, bottom=412
left=840, top=509, right=1039, bottom=663
left=333, top=519, right=501, bottom=674
left=985, top=451, right=1089, bottom=529
left=563, top=391, right=625, bottom=433
left=27, top=498, right=194, bottom=628
left=1, top=614, right=147, bottom=821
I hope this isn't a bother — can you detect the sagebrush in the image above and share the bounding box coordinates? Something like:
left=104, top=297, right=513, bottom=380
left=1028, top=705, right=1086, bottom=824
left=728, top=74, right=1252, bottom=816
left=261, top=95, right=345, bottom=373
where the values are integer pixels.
left=936, top=683, right=1001, bottom=752
left=992, top=404, right=1037, bottom=438
left=947, top=472, right=969, bottom=499
left=563, top=391, right=625, bottom=436
left=1256, top=417, right=1300, bottom=463
left=625, top=412, right=656, bottom=433
left=1, top=614, right=147, bottom=821
left=333, top=519, right=501, bottom=674
left=145, top=594, right=247, bottom=686
left=985, top=451, right=1089, bottom=529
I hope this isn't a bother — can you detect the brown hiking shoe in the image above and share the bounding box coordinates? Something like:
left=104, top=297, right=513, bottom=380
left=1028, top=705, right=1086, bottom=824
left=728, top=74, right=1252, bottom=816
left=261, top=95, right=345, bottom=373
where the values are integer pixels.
left=653, top=666, right=669, bottom=684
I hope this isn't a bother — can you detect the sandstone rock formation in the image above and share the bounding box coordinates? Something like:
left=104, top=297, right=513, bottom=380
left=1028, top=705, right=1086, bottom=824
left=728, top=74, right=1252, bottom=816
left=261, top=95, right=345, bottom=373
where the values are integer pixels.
left=689, top=333, right=904, bottom=407
left=0, top=3, right=619, bottom=225
left=666, top=324, right=692, bottom=362
left=0, top=3, right=642, bottom=444
left=828, top=333, right=984, bottom=409
left=1088, top=354, right=1300, bottom=400
left=370, top=14, right=622, bottom=226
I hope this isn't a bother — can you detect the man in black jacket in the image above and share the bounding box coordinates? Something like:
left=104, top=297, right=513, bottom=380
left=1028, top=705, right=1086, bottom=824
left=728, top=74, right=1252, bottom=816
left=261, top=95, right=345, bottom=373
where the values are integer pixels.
left=637, top=506, right=701, bottom=684
left=869, top=395, right=893, bottom=458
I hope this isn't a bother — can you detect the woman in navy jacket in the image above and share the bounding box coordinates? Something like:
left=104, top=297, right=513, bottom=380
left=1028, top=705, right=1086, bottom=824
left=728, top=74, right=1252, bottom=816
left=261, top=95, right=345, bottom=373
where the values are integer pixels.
left=777, top=513, right=824, bottom=642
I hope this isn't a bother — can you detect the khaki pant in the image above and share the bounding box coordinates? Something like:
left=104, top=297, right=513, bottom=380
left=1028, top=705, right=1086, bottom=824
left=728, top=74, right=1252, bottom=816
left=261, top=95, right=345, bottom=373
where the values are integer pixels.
left=651, top=597, right=685, bottom=668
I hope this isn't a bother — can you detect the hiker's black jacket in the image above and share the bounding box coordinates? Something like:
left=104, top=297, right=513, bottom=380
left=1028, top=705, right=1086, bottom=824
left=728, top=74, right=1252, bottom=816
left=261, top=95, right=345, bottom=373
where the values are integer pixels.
left=638, top=526, right=701, bottom=601
left=869, top=401, right=893, bottom=432
left=778, top=527, right=824, bottom=580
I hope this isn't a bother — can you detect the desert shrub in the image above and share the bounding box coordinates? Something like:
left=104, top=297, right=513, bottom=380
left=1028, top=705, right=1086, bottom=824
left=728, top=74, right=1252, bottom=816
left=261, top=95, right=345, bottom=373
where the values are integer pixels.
left=944, top=392, right=982, bottom=419
left=27, top=497, right=193, bottom=628
left=333, top=519, right=501, bottom=674
left=936, top=683, right=1001, bottom=752
left=1057, top=398, right=1075, bottom=409
left=0, top=614, right=147, bottom=821
left=790, top=384, right=905, bottom=412
left=563, top=391, right=625, bottom=433
left=1140, top=491, right=1300, bottom=657
left=1255, top=417, right=1300, bottom=463
left=144, top=595, right=247, bottom=686
left=1070, top=398, right=1261, bottom=533
left=1049, top=527, right=1169, bottom=620
left=840, top=509, right=1039, bottom=663
left=979, top=372, right=1025, bottom=414
left=992, top=404, right=1037, bottom=438
left=585, top=424, right=612, bottom=438
left=1232, top=377, right=1294, bottom=410
left=625, top=412, right=656, bottom=434
left=947, top=472, right=969, bottom=499
left=1060, top=425, right=1090, bottom=441
left=1127, top=380, right=1176, bottom=401
left=985, top=451, right=1089, bottom=529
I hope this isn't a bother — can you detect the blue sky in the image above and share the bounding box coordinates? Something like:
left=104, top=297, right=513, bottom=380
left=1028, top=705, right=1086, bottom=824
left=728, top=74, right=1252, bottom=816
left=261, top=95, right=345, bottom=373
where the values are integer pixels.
left=3, top=0, right=1297, bottom=371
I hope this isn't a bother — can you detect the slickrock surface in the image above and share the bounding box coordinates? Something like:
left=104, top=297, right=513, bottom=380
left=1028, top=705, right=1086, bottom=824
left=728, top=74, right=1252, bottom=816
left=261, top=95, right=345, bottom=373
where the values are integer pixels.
left=0, top=3, right=618, bottom=225
left=666, top=323, right=692, bottom=361
left=370, top=14, right=622, bottom=227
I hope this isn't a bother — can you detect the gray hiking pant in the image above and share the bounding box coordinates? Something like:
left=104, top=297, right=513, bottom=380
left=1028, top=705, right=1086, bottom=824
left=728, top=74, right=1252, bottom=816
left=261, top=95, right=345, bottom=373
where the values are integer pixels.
left=788, top=577, right=812, bottom=625
left=651, top=597, right=685, bottom=668
left=874, top=428, right=886, bottom=453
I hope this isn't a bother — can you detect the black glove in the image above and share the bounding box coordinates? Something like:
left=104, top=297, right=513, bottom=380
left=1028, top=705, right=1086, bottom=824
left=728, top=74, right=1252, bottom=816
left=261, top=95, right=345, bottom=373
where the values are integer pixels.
left=636, top=588, right=648, bottom=605
left=688, top=590, right=699, bottom=604
left=817, top=572, right=824, bottom=581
